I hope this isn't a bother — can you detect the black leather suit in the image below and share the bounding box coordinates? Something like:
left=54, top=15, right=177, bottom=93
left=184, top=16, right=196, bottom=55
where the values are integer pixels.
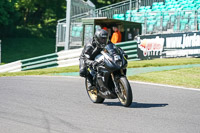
left=79, top=38, right=103, bottom=86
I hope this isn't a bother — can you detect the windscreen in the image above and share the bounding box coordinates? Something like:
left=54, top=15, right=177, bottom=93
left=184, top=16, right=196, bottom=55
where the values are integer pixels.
left=105, top=43, right=119, bottom=56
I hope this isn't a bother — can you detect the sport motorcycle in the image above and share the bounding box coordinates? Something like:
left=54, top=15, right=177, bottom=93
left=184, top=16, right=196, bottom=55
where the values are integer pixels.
left=85, top=43, right=133, bottom=107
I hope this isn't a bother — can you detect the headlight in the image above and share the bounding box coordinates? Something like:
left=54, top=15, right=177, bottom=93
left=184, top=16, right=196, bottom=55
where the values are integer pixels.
left=116, top=60, right=122, bottom=67
left=114, top=55, right=121, bottom=60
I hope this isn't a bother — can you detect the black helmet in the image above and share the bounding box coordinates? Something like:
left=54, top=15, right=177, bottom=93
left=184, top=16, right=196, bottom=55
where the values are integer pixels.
left=94, top=29, right=108, bottom=48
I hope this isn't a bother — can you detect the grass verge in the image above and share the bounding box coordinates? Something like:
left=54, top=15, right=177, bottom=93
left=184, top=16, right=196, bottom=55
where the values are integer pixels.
left=0, top=66, right=79, bottom=77
left=0, top=58, right=200, bottom=89
left=0, top=57, right=200, bottom=77
left=128, top=67, right=200, bottom=89
left=128, top=58, right=200, bottom=68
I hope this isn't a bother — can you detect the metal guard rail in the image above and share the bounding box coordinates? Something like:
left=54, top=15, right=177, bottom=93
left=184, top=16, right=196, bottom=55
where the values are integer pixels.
left=115, top=40, right=139, bottom=61
left=0, top=48, right=83, bottom=73
left=0, top=41, right=139, bottom=73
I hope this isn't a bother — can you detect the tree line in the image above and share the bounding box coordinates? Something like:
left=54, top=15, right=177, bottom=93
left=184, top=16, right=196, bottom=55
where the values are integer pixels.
left=0, top=0, right=123, bottom=38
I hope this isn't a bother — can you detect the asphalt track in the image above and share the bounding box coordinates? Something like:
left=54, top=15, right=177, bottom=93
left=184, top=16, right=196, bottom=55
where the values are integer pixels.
left=0, top=76, right=200, bottom=133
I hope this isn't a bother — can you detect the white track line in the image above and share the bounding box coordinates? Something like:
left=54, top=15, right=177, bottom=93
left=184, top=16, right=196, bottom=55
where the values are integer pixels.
left=129, top=81, right=200, bottom=91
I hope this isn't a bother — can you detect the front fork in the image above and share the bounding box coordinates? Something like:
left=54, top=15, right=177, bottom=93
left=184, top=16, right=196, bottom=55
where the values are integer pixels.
left=111, top=69, right=125, bottom=98
left=111, top=69, right=125, bottom=100
left=111, top=73, right=119, bottom=94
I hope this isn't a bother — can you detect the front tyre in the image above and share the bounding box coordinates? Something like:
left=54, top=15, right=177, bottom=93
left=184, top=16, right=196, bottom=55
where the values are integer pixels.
left=117, top=77, right=133, bottom=107
left=85, top=78, right=105, bottom=103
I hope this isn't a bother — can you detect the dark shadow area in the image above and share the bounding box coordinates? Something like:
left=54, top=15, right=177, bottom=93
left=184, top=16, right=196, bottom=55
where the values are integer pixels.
left=103, top=102, right=168, bottom=108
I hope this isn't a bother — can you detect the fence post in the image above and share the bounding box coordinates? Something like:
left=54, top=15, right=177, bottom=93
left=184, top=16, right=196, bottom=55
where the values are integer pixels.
left=65, top=0, right=71, bottom=50
left=0, top=40, right=1, bottom=64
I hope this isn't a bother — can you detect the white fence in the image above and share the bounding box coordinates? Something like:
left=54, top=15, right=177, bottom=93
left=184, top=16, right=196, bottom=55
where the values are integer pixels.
left=0, top=48, right=83, bottom=73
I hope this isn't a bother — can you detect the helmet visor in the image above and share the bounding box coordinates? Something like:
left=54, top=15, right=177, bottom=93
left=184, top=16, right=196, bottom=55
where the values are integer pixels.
left=99, top=36, right=109, bottom=48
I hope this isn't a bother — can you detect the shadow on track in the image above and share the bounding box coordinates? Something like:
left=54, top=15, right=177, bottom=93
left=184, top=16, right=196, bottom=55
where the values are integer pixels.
left=103, top=102, right=168, bottom=108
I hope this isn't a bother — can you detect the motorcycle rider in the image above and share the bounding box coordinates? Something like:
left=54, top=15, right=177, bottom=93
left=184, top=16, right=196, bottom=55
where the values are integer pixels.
left=79, top=29, right=109, bottom=90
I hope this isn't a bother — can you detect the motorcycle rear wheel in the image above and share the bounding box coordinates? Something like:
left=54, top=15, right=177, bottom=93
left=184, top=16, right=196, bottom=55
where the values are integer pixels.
left=117, top=77, right=133, bottom=107
left=85, top=78, right=105, bottom=103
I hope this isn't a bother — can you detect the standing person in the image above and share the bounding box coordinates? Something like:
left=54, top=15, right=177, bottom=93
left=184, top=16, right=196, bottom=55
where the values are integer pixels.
left=111, top=25, right=122, bottom=44
left=79, top=29, right=109, bottom=90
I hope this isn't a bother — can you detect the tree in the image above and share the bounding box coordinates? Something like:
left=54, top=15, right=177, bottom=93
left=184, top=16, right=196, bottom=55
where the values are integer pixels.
left=14, top=0, right=66, bottom=26
left=0, top=0, right=15, bottom=26
left=0, top=0, right=125, bottom=38
left=0, top=0, right=18, bottom=38
left=0, top=0, right=66, bottom=38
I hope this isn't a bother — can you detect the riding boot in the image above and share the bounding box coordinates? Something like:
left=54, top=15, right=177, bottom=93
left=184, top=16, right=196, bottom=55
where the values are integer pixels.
left=87, top=73, right=95, bottom=90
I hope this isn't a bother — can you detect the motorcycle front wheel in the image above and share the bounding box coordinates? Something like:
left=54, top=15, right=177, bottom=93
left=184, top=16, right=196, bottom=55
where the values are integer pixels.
left=117, top=76, right=133, bottom=107
left=85, top=78, right=105, bottom=103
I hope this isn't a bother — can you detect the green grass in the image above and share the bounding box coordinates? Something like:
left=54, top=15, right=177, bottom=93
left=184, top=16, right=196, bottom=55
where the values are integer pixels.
left=0, top=57, right=200, bottom=77
left=1, top=38, right=55, bottom=63
left=128, top=67, right=200, bottom=89
left=0, top=66, right=79, bottom=77
left=128, top=58, right=200, bottom=68
left=1, top=58, right=200, bottom=88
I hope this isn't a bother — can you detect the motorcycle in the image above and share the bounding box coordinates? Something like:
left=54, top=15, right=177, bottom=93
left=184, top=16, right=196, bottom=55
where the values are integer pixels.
left=85, top=43, right=133, bottom=107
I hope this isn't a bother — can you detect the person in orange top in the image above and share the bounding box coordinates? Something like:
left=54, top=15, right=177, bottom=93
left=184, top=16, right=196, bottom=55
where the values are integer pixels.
left=111, top=25, right=122, bottom=44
